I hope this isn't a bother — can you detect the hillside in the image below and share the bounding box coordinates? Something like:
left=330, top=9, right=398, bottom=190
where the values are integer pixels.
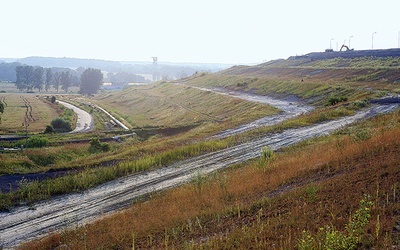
left=1, top=54, right=399, bottom=249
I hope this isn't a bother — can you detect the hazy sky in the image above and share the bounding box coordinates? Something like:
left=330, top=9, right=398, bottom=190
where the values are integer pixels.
left=1, top=0, right=399, bottom=64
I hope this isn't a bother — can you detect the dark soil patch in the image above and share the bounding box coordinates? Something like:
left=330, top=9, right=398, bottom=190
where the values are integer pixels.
left=0, top=170, right=69, bottom=193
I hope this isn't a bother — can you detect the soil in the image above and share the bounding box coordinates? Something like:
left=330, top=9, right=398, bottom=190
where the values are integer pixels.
left=0, top=171, right=69, bottom=193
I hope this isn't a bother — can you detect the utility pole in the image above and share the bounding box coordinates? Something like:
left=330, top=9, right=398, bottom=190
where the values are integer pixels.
left=372, top=31, right=377, bottom=49
left=349, top=35, right=353, bottom=48
left=22, top=122, right=28, bottom=149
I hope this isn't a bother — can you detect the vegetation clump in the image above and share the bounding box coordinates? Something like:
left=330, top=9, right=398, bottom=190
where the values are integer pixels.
left=297, top=195, right=374, bottom=250
left=44, top=125, right=55, bottom=134
left=327, top=95, right=348, bottom=106
left=89, top=137, right=111, bottom=153
left=26, top=136, right=49, bottom=148
left=50, top=117, right=71, bottom=132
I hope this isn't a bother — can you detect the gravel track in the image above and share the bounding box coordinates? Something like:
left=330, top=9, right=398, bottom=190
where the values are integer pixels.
left=0, top=101, right=398, bottom=248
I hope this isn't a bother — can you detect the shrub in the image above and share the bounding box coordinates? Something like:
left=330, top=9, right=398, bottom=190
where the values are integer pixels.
left=327, top=96, right=348, bottom=106
left=351, top=100, right=368, bottom=109
left=89, top=137, right=110, bottom=153
left=44, top=125, right=55, bottom=134
left=50, top=96, right=56, bottom=104
left=297, top=195, right=373, bottom=250
left=51, top=118, right=72, bottom=132
left=27, top=136, right=49, bottom=148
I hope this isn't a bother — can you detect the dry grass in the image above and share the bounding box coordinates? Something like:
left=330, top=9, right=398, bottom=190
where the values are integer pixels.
left=20, top=111, right=400, bottom=249
left=0, top=94, right=59, bottom=133
left=89, top=82, right=278, bottom=129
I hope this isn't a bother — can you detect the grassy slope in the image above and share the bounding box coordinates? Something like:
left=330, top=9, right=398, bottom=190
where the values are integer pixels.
left=90, top=82, right=278, bottom=129
left=18, top=57, right=400, bottom=249
left=21, top=111, right=400, bottom=249
left=185, top=57, right=400, bottom=105
left=3, top=56, right=399, bottom=249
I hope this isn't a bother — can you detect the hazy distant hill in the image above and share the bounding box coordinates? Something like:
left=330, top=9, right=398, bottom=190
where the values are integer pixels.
left=0, top=57, right=231, bottom=81
left=16, top=57, right=122, bottom=70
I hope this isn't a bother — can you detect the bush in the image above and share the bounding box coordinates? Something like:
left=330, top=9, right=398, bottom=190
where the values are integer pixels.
left=51, top=118, right=72, bottom=132
left=89, top=137, right=110, bottom=153
left=327, top=96, right=348, bottom=106
left=352, top=100, right=367, bottom=109
left=27, top=136, right=49, bottom=148
left=50, top=96, right=56, bottom=104
left=44, top=125, right=55, bottom=134
left=297, top=195, right=373, bottom=250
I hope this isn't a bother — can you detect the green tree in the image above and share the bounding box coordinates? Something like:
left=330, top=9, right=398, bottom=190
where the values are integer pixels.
left=44, top=125, right=55, bottom=134
left=60, top=71, right=72, bottom=93
left=15, top=65, right=34, bottom=91
left=51, top=117, right=72, bottom=132
left=80, top=68, right=103, bottom=95
left=45, top=68, right=53, bottom=92
left=50, top=96, right=56, bottom=103
left=53, top=72, right=61, bottom=92
left=32, top=66, right=44, bottom=92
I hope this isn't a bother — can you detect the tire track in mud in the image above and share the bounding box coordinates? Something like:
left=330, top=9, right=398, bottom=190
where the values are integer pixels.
left=0, top=103, right=398, bottom=248
left=20, top=96, right=35, bottom=124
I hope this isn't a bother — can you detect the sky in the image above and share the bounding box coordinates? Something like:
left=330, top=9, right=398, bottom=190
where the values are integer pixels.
left=1, top=0, right=399, bottom=64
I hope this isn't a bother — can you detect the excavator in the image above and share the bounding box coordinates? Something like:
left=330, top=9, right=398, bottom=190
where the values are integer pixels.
left=340, top=44, right=354, bottom=51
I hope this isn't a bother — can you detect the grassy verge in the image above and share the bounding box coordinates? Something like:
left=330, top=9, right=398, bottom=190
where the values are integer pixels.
left=20, top=110, right=400, bottom=249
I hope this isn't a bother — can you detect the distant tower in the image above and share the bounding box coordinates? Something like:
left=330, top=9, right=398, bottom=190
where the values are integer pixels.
left=151, top=57, right=158, bottom=65
left=151, top=57, right=158, bottom=82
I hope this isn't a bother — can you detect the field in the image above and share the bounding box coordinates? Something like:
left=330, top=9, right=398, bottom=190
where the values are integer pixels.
left=0, top=93, right=60, bottom=133
left=0, top=56, right=399, bottom=249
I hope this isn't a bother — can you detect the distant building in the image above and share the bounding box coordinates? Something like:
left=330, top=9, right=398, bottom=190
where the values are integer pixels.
left=101, top=82, right=128, bottom=90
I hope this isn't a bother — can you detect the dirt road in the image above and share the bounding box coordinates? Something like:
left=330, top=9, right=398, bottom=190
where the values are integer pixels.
left=174, top=84, right=314, bottom=139
left=0, top=101, right=398, bottom=248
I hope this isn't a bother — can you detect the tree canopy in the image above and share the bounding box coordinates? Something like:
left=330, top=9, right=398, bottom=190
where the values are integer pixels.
left=80, top=68, right=103, bottom=95
left=15, top=65, right=74, bottom=92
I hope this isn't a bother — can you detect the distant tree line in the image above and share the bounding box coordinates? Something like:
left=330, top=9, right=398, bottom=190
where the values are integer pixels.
left=15, top=65, right=74, bottom=93
left=0, top=62, right=20, bottom=82
left=14, top=66, right=104, bottom=95
left=1, top=57, right=224, bottom=83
